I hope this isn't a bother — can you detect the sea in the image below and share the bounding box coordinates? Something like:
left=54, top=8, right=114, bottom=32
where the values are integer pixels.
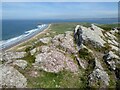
left=2, top=18, right=118, bottom=41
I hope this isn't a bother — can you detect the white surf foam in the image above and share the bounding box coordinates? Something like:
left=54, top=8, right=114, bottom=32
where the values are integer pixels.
left=0, top=24, right=48, bottom=50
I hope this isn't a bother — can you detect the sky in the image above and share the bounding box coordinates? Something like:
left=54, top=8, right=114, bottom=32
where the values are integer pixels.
left=2, top=2, right=118, bottom=20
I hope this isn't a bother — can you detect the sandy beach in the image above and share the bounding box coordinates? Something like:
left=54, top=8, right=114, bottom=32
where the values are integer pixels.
left=5, top=24, right=51, bottom=51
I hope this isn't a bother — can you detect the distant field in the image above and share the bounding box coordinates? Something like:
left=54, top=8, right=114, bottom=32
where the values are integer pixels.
left=50, top=22, right=120, bottom=34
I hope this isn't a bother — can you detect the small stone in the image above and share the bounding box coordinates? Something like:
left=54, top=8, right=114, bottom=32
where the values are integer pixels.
left=13, top=60, right=27, bottom=69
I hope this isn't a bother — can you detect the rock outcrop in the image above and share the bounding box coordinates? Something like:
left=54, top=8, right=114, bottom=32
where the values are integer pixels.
left=39, top=37, right=52, bottom=44
left=103, top=51, right=120, bottom=70
left=2, top=51, right=26, bottom=63
left=13, top=60, right=28, bottom=69
left=0, top=65, right=27, bottom=88
left=74, top=24, right=106, bottom=48
left=89, top=58, right=110, bottom=87
left=34, top=49, right=78, bottom=73
left=1, top=23, right=119, bottom=88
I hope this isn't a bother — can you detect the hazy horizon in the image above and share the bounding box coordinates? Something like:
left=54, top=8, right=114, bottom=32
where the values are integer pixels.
left=2, top=2, right=118, bottom=20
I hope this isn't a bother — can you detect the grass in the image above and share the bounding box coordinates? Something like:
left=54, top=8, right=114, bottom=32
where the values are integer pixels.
left=17, top=67, right=84, bottom=88
left=96, top=23, right=120, bottom=31
left=21, top=52, right=35, bottom=65
left=50, top=22, right=91, bottom=34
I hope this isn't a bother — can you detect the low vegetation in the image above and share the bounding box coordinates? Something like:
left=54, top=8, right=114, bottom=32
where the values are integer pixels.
left=96, top=23, right=120, bottom=31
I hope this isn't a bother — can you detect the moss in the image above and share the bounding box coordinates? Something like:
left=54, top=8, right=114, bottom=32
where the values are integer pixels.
left=21, top=52, right=35, bottom=65
left=78, top=48, right=94, bottom=61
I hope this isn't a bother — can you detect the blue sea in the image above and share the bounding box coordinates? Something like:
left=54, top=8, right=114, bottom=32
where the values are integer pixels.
left=2, top=18, right=118, bottom=40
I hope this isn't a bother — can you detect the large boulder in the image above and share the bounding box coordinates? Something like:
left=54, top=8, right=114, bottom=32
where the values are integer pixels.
left=52, top=34, right=64, bottom=46
left=34, top=50, right=78, bottom=73
left=30, top=48, right=37, bottom=55
left=52, top=31, right=77, bottom=54
left=89, top=58, right=110, bottom=87
left=74, top=24, right=106, bottom=47
left=13, top=60, right=28, bottom=69
left=0, top=65, right=27, bottom=88
left=40, top=46, right=50, bottom=53
left=2, top=52, right=26, bottom=62
left=103, top=51, right=120, bottom=70
left=39, top=37, right=52, bottom=44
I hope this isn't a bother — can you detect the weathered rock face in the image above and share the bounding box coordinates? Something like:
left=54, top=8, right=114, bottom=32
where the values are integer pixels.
left=40, top=46, right=50, bottom=53
left=74, top=24, right=106, bottom=47
left=2, top=52, right=26, bottom=62
left=75, top=54, right=88, bottom=69
left=0, top=65, right=27, bottom=88
left=30, top=48, right=37, bottom=55
left=34, top=49, right=78, bottom=73
left=103, top=51, right=120, bottom=70
left=52, top=34, right=64, bottom=46
left=60, top=31, right=77, bottom=54
left=74, top=25, right=83, bottom=48
left=89, top=58, right=110, bottom=87
left=52, top=31, right=77, bottom=54
left=39, top=37, right=52, bottom=44
left=13, top=60, right=28, bottom=69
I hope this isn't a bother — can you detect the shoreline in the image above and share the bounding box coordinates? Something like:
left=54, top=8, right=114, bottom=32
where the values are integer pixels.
left=5, top=24, right=51, bottom=51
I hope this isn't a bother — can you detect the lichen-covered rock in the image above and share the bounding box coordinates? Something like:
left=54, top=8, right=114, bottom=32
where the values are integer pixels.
left=75, top=54, right=87, bottom=69
left=39, top=37, right=52, bottom=44
left=13, top=60, right=27, bottom=69
left=52, top=32, right=77, bottom=54
left=110, top=45, right=119, bottom=51
left=2, top=52, right=26, bottom=62
left=52, top=34, right=64, bottom=46
left=106, top=32, right=117, bottom=40
left=65, top=56, right=78, bottom=73
left=103, top=51, right=120, bottom=70
left=75, top=24, right=106, bottom=47
left=60, top=32, right=77, bottom=54
left=89, top=58, right=110, bottom=87
left=0, top=65, right=27, bottom=88
left=34, top=50, right=78, bottom=73
left=40, top=46, right=50, bottom=53
left=104, top=51, right=119, bottom=60
left=30, top=48, right=37, bottom=55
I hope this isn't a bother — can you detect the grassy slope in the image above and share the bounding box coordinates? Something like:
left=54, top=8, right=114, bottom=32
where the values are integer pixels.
left=16, top=22, right=119, bottom=88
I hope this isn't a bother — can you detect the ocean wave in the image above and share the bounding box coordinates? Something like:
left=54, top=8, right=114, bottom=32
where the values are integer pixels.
left=25, top=29, right=38, bottom=34
left=0, top=24, right=48, bottom=50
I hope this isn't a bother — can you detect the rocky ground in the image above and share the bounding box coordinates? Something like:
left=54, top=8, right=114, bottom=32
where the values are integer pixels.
left=0, top=23, right=120, bottom=88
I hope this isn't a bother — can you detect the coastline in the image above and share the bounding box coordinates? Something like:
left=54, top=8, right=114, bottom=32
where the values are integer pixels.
left=6, top=24, right=51, bottom=51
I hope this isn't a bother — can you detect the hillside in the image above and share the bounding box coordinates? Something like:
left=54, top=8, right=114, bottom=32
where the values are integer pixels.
left=0, top=23, right=120, bottom=89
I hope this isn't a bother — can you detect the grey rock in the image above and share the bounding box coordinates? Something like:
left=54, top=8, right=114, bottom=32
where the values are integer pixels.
left=89, top=58, right=110, bottom=87
left=39, top=37, right=52, bottom=44
left=52, top=34, right=64, bottom=46
left=13, top=60, right=27, bottom=69
left=34, top=50, right=78, bottom=73
left=74, top=25, right=83, bottom=47
left=103, top=51, right=120, bottom=70
left=30, top=48, right=37, bottom=55
left=75, top=24, right=106, bottom=47
left=2, top=52, right=26, bottom=62
left=75, top=54, right=87, bottom=69
left=40, top=46, right=50, bottom=53
left=0, top=65, right=27, bottom=88
left=60, top=31, right=77, bottom=54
